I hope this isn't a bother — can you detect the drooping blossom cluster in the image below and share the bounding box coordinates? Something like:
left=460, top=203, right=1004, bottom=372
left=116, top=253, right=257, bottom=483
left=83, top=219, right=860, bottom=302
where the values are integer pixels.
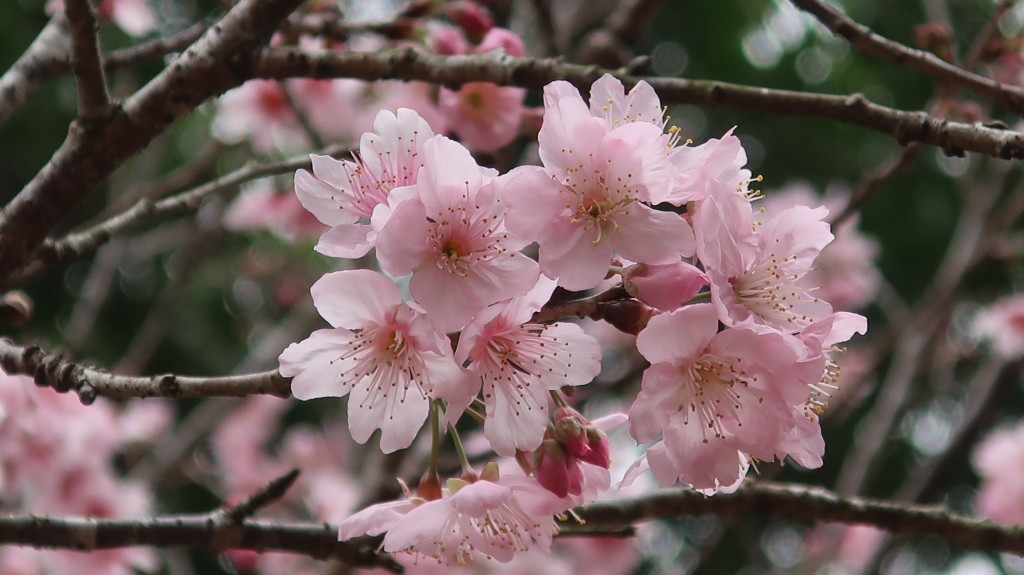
left=972, top=421, right=1024, bottom=525
left=278, top=73, right=866, bottom=566
left=0, top=369, right=170, bottom=575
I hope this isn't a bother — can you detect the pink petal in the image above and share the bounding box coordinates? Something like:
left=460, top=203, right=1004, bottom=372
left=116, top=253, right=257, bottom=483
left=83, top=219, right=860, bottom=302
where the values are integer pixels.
left=503, top=166, right=570, bottom=242
left=611, top=203, right=695, bottom=263
left=635, top=303, right=718, bottom=365
left=314, top=223, right=375, bottom=259
left=294, top=168, right=359, bottom=227
left=375, top=198, right=433, bottom=277
left=310, top=270, right=401, bottom=329
left=278, top=329, right=356, bottom=400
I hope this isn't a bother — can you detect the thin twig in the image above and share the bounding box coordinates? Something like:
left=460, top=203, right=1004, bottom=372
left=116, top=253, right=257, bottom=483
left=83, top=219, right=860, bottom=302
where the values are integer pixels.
left=220, top=469, right=301, bottom=523
left=790, top=0, right=1024, bottom=113
left=0, top=338, right=291, bottom=402
left=18, top=143, right=347, bottom=279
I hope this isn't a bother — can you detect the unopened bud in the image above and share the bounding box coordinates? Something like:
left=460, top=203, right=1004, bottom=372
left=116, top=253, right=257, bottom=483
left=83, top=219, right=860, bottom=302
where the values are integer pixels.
left=418, top=471, right=442, bottom=501
left=622, top=262, right=707, bottom=311
left=446, top=1, right=494, bottom=42
left=597, top=299, right=656, bottom=335
left=0, top=291, right=32, bottom=325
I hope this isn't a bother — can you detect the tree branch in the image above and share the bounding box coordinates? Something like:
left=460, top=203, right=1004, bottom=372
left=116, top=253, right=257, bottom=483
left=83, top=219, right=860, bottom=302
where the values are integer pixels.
left=3, top=481, right=1023, bottom=566
left=103, top=21, right=211, bottom=71
left=16, top=143, right=347, bottom=280
left=0, top=0, right=305, bottom=285
left=0, top=16, right=70, bottom=127
left=0, top=517, right=398, bottom=572
left=0, top=338, right=291, bottom=402
left=576, top=482, right=1024, bottom=556
left=64, top=0, right=111, bottom=121
left=789, top=0, right=1024, bottom=114
left=253, top=47, right=1024, bottom=161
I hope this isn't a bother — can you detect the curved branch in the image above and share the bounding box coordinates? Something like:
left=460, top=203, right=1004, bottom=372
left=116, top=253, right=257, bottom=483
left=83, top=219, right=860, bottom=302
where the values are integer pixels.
left=0, top=338, right=291, bottom=402
left=789, top=0, right=1024, bottom=114
left=3, top=481, right=1023, bottom=566
left=253, top=47, right=1024, bottom=160
left=576, top=481, right=1024, bottom=556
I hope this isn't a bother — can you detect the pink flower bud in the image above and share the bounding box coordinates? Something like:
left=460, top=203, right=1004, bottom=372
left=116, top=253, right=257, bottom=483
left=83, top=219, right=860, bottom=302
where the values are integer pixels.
left=429, top=25, right=469, bottom=55
left=622, top=261, right=708, bottom=311
left=222, top=549, right=260, bottom=573
left=446, top=1, right=494, bottom=41
left=475, top=27, right=525, bottom=57
left=534, top=439, right=581, bottom=498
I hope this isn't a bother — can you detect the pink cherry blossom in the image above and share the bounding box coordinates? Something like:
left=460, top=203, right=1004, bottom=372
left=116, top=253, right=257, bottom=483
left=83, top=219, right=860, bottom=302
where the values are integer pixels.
left=296, top=108, right=436, bottom=259
left=438, top=28, right=527, bottom=153
left=339, top=470, right=564, bottom=566
left=224, top=179, right=326, bottom=240
left=504, top=80, right=694, bottom=290
left=695, top=180, right=834, bottom=332
left=278, top=269, right=466, bottom=453
left=439, top=82, right=526, bottom=153
left=375, top=135, right=540, bottom=332
left=762, top=182, right=880, bottom=311
left=454, top=277, right=601, bottom=455
left=671, top=128, right=753, bottom=204
left=972, top=293, right=1024, bottom=359
left=628, top=303, right=813, bottom=491
left=973, top=421, right=1024, bottom=524
left=212, top=80, right=309, bottom=154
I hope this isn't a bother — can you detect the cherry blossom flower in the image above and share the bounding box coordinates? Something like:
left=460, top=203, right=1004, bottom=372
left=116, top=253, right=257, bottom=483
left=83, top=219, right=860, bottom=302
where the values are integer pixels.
left=585, top=74, right=752, bottom=205
left=761, top=182, right=880, bottom=311
left=438, top=28, right=528, bottom=153
left=454, top=277, right=602, bottom=455
left=627, top=303, right=814, bottom=491
left=278, top=269, right=467, bottom=453
left=695, top=179, right=834, bottom=332
left=224, top=179, right=326, bottom=240
left=296, top=108, right=436, bottom=259
left=504, top=80, right=694, bottom=290
left=375, top=135, right=540, bottom=332
left=973, top=421, right=1024, bottom=524
left=339, top=468, right=564, bottom=566
left=212, top=80, right=309, bottom=154
left=972, top=294, right=1024, bottom=359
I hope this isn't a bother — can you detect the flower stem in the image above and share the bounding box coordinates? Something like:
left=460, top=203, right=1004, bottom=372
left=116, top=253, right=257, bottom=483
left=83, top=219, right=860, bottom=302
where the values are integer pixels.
left=550, top=389, right=568, bottom=409
left=448, top=423, right=472, bottom=474
left=429, top=400, right=441, bottom=477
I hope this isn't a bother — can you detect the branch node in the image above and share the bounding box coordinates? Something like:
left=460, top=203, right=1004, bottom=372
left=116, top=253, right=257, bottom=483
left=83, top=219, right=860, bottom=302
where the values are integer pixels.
left=77, top=383, right=97, bottom=405
left=157, top=374, right=180, bottom=397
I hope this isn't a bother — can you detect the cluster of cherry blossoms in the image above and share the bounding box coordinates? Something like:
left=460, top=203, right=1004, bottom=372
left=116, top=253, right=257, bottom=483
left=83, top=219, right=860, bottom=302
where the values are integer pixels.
left=0, top=369, right=171, bottom=575
left=274, top=71, right=867, bottom=567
